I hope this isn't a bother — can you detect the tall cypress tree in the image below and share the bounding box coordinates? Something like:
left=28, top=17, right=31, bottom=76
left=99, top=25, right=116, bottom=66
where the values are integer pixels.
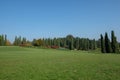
left=5, top=35, right=7, bottom=46
left=111, top=30, right=117, bottom=53
left=75, top=37, right=79, bottom=50
left=96, top=39, right=101, bottom=48
left=1, top=35, right=4, bottom=46
left=57, top=38, right=60, bottom=47
left=22, top=37, right=27, bottom=44
left=63, top=38, right=66, bottom=48
left=71, top=37, right=74, bottom=50
left=0, top=35, right=1, bottom=46
left=18, top=36, right=21, bottom=45
left=100, top=34, right=105, bottom=53
left=66, top=35, right=74, bottom=50
left=105, top=32, right=112, bottom=53
left=93, top=39, right=96, bottom=50
left=86, top=39, right=89, bottom=50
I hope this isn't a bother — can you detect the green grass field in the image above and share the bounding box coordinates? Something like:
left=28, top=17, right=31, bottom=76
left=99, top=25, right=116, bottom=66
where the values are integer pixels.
left=0, top=46, right=120, bottom=80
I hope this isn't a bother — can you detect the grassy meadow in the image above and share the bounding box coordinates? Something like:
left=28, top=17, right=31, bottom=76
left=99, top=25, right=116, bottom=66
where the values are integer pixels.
left=0, top=46, right=120, bottom=80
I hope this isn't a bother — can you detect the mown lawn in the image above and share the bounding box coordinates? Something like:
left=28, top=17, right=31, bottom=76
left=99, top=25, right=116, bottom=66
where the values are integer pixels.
left=0, top=46, right=120, bottom=80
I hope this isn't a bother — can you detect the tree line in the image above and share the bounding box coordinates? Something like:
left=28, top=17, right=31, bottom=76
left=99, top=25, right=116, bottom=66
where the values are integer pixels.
left=0, top=35, right=11, bottom=46
left=32, top=35, right=97, bottom=50
left=0, top=30, right=120, bottom=53
left=13, top=36, right=31, bottom=46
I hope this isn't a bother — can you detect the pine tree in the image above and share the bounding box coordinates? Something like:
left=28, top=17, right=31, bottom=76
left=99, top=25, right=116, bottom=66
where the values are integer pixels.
left=63, top=38, right=66, bottom=48
left=111, top=30, right=118, bottom=53
left=75, top=37, right=79, bottom=50
left=100, top=34, right=106, bottom=53
left=71, top=37, right=74, bottom=50
left=105, top=32, right=112, bottom=53
left=1, top=35, right=4, bottom=46
left=93, top=39, right=96, bottom=50
left=0, top=35, right=1, bottom=46
left=48, top=38, right=51, bottom=46
left=96, top=39, right=101, bottom=48
left=22, top=37, right=27, bottom=44
left=56, top=38, right=60, bottom=47
left=5, top=35, right=7, bottom=46
left=84, top=39, right=88, bottom=50
left=86, top=39, right=90, bottom=50
left=18, top=36, right=22, bottom=45
left=66, top=35, right=74, bottom=50
left=14, top=36, right=18, bottom=46
left=80, top=38, right=86, bottom=50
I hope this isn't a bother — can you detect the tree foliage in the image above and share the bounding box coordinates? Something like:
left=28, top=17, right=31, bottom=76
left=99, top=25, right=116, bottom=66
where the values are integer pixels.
left=105, top=32, right=112, bottom=53
left=32, top=35, right=97, bottom=51
left=100, top=31, right=119, bottom=53
left=100, top=34, right=105, bottom=53
left=0, top=30, right=119, bottom=54
left=111, top=30, right=118, bottom=53
left=0, top=34, right=7, bottom=46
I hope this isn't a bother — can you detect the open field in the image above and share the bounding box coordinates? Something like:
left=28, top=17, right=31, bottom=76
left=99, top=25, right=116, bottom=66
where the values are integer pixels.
left=0, top=46, right=120, bottom=80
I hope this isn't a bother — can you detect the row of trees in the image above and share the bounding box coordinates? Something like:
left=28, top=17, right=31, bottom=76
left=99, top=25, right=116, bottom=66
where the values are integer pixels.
left=13, top=36, right=31, bottom=46
left=32, top=35, right=97, bottom=50
left=0, top=35, right=7, bottom=46
left=1, top=30, right=120, bottom=53
left=13, top=36, right=26, bottom=46
left=100, top=31, right=119, bottom=53
left=0, top=35, right=11, bottom=46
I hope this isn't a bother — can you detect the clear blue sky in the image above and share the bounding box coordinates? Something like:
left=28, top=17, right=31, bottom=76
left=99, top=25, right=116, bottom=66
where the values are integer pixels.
left=0, top=0, right=120, bottom=42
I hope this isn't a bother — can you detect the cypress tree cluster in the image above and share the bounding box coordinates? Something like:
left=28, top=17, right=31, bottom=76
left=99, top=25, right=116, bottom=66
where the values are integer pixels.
left=31, top=34, right=97, bottom=51
left=100, top=31, right=119, bottom=53
left=13, top=36, right=27, bottom=46
left=0, top=34, right=7, bottom=46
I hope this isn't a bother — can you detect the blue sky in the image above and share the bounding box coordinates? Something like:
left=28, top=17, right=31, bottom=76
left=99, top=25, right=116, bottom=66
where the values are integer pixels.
left=0, top=0, right=120, bottom=42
